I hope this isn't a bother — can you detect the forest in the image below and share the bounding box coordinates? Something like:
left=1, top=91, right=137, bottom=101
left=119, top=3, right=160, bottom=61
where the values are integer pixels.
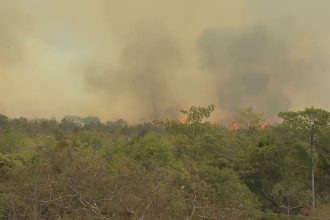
left=0, top=105, right=330, bottom=219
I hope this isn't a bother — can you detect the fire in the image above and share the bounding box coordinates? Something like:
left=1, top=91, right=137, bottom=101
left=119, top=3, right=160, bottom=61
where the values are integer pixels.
left=260, top=123, right=268, bottom=129
left=229, top=121, right=239, bottom=130
left=178, top=115, right=185, bottom=124
left=260, top=118, right=272, bottom=129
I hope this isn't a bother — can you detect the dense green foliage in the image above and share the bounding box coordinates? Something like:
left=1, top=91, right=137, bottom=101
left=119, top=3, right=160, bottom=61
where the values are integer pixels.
left=0, top=106, right=330, bottom=219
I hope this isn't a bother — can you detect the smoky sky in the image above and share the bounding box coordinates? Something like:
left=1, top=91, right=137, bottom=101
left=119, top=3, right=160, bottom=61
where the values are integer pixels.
left=84, top=22, right=183, bottom=120
left=197, top=23, right=329, bottom=116
left=198, top=25, right=292, bottom=115
left=1, top=0, right=330, bottom=121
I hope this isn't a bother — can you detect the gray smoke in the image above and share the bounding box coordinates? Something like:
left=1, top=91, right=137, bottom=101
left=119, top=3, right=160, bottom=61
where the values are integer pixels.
left=84, top=22, right=182, bottom=121
left=0, top=2, right=27, bottom=66
left=1, top=0, right=330, bottom=121
left=198, top=24, right=326, bottom=116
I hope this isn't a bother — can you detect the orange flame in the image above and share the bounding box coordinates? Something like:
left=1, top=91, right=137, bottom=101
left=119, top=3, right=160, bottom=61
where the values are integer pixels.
left=229, top=121, right=239, bottom=130
left=260, top=118, right=272, bottom=129
left=260, top=123, right=268, bottom=129
left=178, top=115, right=185, bottom=124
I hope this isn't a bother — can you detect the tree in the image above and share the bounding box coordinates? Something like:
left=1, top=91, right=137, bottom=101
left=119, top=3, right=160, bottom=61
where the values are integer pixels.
left=271, top=175, right=309, bottom=218
left=279, top=107, right=330, bottom=209
left=82, top=116, right=101, bottom=130
left=59, top=117, right=81, bottom=136
left=235, top=107, right=266, bottom=132
left=0, top=114, right=8, bottom=127
left=0, top=114, right=8, bottom=134
left=180, top=105, right=215, bottom=137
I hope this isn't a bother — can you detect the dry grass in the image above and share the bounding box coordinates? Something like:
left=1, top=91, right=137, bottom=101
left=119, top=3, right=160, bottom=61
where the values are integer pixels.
left=311, top=204, right=330, bottom=219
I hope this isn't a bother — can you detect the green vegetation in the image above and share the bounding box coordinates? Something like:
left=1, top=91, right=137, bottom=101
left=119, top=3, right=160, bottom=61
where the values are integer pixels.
left=0, top=106, right=330, bottom=219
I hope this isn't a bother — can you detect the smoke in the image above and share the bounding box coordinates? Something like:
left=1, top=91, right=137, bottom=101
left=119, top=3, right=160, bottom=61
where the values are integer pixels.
left=1, top=0, right=330, bottom=121
left=83, top=22, right=183, bottom=121
left=198, top=24, right=328, bottom=116
left=0, top=3, right=26, bottom=66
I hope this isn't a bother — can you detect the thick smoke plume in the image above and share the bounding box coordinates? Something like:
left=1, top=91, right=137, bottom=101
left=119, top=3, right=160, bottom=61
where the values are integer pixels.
left=84, top=22, right=182, bottom=121
left=1, top=0, right=330, bottom=121
left=198, top=26, right=292, bottom=115
left=198, top=23, right=328, bottom=116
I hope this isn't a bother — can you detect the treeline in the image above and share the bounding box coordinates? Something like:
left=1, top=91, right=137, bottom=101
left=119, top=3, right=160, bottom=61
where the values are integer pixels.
left=0, top=106, right=330, bottom=219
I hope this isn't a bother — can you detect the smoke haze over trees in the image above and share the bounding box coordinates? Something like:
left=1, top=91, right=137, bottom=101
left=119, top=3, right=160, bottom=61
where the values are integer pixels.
left=2, top=1, right=330, bottom=219
left=1, top=1, right=330, bottom=121
left=1, top=106, right=330, bottom=219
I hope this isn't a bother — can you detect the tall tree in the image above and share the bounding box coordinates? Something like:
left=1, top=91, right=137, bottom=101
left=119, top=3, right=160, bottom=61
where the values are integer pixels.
left=279, top=107, right=330, bottom=209
left=235, top=107, right=266, bottom=132
left=180, top=105, right=215, bottom=137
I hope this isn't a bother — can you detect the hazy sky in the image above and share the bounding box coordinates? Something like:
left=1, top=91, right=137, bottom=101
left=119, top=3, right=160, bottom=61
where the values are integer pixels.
left=1, top=0, right=330, bottom=121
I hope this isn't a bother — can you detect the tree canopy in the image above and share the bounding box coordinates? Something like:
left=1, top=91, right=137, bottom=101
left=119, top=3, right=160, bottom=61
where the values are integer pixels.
left=0, top=106, right=329, bottom=219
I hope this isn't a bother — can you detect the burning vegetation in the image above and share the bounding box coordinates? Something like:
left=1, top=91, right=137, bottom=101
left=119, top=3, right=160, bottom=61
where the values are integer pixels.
left=1, top=1, right=330, bottom=219
left=0, top=105, right=330, bottom=219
